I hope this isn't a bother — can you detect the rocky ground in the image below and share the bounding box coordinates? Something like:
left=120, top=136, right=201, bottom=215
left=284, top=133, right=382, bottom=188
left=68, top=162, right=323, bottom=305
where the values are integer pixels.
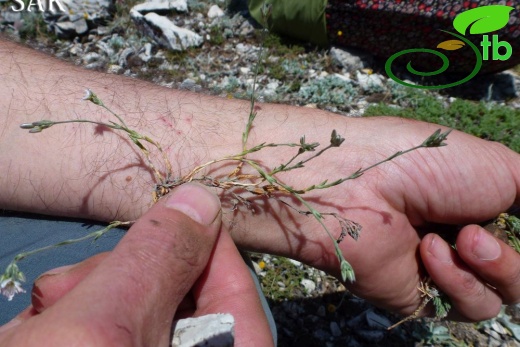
left=1, top=0, right=520, bottom=346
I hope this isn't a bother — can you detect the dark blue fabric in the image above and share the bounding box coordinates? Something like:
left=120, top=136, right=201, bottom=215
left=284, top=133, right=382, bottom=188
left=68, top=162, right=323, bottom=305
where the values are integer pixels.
left=0, top=212, right=125, bottom=325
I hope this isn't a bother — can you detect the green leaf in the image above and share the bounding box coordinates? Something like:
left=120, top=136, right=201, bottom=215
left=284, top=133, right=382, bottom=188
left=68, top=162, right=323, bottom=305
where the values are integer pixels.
left=432, top=293, right=452, bottom=319
left=453, top=5, right=513, bottom=35
left=437, top=39, right=465, bottom=51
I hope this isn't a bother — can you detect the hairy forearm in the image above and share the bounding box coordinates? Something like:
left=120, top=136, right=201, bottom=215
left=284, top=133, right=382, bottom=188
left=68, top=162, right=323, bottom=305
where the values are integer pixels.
left=0, top=38, right=358, bottom=271
left=3, top=36, right=520, bottom=300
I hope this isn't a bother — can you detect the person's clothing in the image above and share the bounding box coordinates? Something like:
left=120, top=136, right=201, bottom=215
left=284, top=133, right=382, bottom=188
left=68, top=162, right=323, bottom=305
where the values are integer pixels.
left=0, top=212, right=277, bottom=345
left=248, top=0, right=520, bottom=74
left=248, top=0, right=329, bottom=46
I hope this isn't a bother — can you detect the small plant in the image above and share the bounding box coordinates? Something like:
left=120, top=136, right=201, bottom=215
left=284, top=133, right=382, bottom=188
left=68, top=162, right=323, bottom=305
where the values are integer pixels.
left=491, top=213, right=520, bottom=253
left=208, top=24, right=225, bottom=45
left=298, top=75, right=358, bottom=106
left=4, top=84, right=451, bottom=301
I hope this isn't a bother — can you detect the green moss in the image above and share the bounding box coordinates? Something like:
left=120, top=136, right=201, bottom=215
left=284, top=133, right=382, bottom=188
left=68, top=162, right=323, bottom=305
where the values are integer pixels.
left=255, top=256, right=307, bottom=301
left=364, top=88, right=520, bottom=152
left=262, top=32, right=305, bottom=57
left=267, top=61, right=285, bottom=80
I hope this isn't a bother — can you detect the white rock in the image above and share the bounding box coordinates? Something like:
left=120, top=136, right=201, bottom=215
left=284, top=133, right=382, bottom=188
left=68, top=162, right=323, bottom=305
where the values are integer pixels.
left=138, top=42, right=153, bottom=62
left=55, top=18, right=88, bottom=36
left=131, top=12, right=202, bottom=51
left=172, top=313, right=234, bottom=347
left=207, top=5, right=224, bottom=19
left=356, top=70, right=384, bottom=92
left=239, top=67, right=250, bottom=75
left=489, top=320, right=508, bottom=335
left=330, top=46, right=372, bottom=71
left=82, top=52, right=101, bottom=64
left=287, top=258, right=301, bottom=267
left=132, top=0, right=187, bottom=14
left=235, top=43, right=249, bottom=54
left=107, top=64, right=123, bottom=74
left=301, top=279, right=316, bottom=294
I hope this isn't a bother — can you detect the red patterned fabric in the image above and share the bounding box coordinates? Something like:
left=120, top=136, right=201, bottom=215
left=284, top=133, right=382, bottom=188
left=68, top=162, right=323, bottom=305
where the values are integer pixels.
left=326, top=0, right=520, bottom=73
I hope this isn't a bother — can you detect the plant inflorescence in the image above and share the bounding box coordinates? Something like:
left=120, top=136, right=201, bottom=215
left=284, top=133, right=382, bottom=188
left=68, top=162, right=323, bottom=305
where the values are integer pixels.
left=3, top=85, right=451, bottom=302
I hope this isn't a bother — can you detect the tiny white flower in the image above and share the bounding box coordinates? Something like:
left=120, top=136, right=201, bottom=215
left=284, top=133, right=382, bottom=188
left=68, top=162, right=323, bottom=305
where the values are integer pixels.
left=81, top=89, right=103, bottom=106
left=82, top=89, right=93, bottom=101
left=1, top=278, right=25, bottom=301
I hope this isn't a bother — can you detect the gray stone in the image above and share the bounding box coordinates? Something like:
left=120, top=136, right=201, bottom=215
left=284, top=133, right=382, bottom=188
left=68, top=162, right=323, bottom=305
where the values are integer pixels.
left=118, top=47, right=135, bottom=67
left=172, top=313, right=234, bottom=347
left=107, top=64, right=123, bottom=74
left=364, top=309, right=391, bottom=329
left=347, top=308, right=391, bottom=330
left=486, top=72, right=518, bottom=101
left=43, top=0, right=112, bottom=37
left=132, top=0, right=187, bottom=14
left=180, top=78, right=201, bottom=92
left=330, top=321, right=342, bottom=337
left=330, top=46, right=372, bottom=72
left=138, top=42, right=153, bottom=62
left=55, top=18, right=88, bottom=37
left=68, top=43, right=83, bottom=56
left=131, top=11, right=203, bottom=51
left=1, top=10, right=21, bottom=24
left=301, top=279, right=316, bottom=295
left=82, top=52, right=101, bottom=64
left=207, top=5, right=224, bottom=19
left=239, top=18, right=254, bottom=36
left=355, top=70, right=385, bottom=92
left=498, top=311, right=520, bottom=341
left=96, top=41, right=115, bottom=58
left=85, top=61, right=106, bottom=70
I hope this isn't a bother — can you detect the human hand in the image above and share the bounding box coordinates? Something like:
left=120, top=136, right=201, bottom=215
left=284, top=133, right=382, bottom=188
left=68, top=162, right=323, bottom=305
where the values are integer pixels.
left=270, top=116, right=520, bottom=321
left=0, top=184, right=273, bottom=347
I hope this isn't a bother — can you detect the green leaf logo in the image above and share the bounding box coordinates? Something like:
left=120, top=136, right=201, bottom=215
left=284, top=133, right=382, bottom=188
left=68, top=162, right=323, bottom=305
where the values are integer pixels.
left=437, top=39, right=465, bottom=50
left=453, top=5, right=513, bottom=35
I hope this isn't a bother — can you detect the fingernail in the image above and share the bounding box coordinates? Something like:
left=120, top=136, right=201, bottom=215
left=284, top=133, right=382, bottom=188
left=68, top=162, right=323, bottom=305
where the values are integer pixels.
left=165, top=183, right=221, bottom=226
left=0, top=318, right=21, bottom=334
left=473, top=228, right=501, bottom=261
left=35, top=264, right=75, bottom=282
left=428, top=235, right=453, bottom=264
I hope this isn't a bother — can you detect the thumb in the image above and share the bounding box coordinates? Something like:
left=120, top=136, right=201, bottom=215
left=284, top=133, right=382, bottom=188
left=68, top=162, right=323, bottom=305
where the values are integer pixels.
left=37, top=183, right=222, bottom=346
